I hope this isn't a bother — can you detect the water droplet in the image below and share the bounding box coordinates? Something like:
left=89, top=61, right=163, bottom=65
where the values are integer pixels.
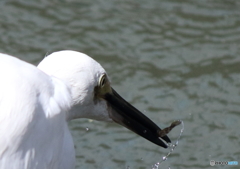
left=86, top=127, right=89, bottom=131
left=152, top=162, right=160, bottom=169
left=151, top=120, right=184, bottom=168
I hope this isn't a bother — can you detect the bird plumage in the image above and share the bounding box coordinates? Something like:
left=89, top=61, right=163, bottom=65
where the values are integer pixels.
left=0, top=53, right=74, bottom=169
left=0, top=50, right=171, bottom=169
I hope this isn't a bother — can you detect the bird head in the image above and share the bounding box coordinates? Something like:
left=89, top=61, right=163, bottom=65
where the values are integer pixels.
left=38, top=50, right=171, bottom=148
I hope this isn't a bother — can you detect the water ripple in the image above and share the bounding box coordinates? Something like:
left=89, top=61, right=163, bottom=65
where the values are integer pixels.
left=0, top=0, right=239, bottom=168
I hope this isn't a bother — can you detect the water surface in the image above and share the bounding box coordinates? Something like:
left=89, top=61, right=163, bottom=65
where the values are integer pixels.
left=0, top=0, right=240, bottom=168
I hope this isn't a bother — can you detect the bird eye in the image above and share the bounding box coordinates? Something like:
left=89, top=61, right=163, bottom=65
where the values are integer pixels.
left=99, top=74, right=106, bottom=87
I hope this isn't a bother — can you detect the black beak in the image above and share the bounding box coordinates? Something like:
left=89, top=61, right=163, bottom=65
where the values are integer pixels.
left=104, top=88, right=171, bottom=148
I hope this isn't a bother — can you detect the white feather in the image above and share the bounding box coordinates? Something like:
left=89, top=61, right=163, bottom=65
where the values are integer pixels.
left=0, top=51, right=112, bottom=169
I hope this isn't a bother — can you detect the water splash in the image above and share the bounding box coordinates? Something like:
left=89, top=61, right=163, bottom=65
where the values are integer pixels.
left=152, top=120, right=184, bottom=169
left=152, top=162, right=160, bottom=169
left=162, top=156, right=167, bottom=161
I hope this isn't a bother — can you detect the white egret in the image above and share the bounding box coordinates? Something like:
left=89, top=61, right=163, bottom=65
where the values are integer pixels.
left=0, top=51, right=171, bottom=169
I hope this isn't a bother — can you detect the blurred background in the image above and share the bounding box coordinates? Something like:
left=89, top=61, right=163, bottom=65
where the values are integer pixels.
left=0, top=0, right=240, bottom=168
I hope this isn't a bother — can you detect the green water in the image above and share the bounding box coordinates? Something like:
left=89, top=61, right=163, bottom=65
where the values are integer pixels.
left=0, top=0, right=240, bottom=168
